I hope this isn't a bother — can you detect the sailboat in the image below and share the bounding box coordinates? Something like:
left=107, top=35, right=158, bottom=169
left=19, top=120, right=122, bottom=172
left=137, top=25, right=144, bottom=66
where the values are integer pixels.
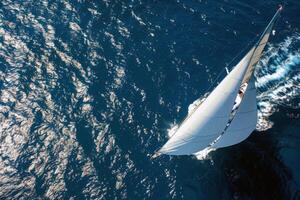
left=154, top=6, right=283, bottom=157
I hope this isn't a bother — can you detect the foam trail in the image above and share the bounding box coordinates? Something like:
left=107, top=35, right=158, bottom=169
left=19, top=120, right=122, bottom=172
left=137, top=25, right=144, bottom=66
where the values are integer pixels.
left=169, top=34, right=300, bottom=160
left=255, top=34, right=300, bottom=131
left=193, top=35, right=300, bottom=159
left=194, top=147, right=216, bottom=160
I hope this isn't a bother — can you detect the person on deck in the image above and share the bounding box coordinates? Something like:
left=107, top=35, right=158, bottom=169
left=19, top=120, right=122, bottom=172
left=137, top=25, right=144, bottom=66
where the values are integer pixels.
left=232, top=91, right=243, bottom=111
left=232, top=83, right=248, bottom=111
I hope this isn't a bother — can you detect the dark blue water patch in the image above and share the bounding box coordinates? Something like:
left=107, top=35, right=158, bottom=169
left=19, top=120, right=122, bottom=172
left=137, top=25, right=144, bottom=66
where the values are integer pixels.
left=76, top=119, right=95, bottom=155
left=215, top=106, right=300, bottom=199
left=64, top=150, right=87, bottom=200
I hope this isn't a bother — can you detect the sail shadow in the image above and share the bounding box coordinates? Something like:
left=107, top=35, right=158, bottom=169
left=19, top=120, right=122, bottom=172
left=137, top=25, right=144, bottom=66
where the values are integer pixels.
left=220, top=104, right=299, bottom=199
left=170, top=104, right=299, bottom=199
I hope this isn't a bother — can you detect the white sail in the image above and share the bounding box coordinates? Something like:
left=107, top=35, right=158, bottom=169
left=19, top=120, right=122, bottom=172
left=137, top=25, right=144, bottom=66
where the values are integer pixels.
left=155, top=7, right=283, bottom=157
left=211, top=77, right=257, bottom=148
left=158, top=48, right=255, bottom=155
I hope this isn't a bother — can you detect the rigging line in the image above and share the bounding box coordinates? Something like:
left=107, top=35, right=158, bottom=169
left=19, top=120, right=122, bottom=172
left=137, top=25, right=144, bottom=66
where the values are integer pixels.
left=161, top=9, right=279, bottom=150
left=209, top=8, right=278, bottom=142
left=255, top=6, right=283, bottom=47
left=206, top=6, right=282, bottom=145
left=204, top=5, right=283, bottom=95
left=155, top=7, right=283, bottom=156
left=208, top=6, right=283, bottom=146
left=205, top=7, right=280, bottom=124
left=203, top=31, right=260, bottom=95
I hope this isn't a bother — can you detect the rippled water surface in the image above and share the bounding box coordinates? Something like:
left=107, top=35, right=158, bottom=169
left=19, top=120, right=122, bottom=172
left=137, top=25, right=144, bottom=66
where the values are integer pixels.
left=0, top=1, right=299, bottom=199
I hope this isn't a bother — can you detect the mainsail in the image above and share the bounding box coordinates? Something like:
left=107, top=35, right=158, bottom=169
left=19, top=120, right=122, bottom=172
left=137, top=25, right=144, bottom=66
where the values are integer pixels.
left=211, top=77, right=257, bottom=149
left=156, top=7, right=282, bottom=156
left=159, top=48, right=255, bottom=155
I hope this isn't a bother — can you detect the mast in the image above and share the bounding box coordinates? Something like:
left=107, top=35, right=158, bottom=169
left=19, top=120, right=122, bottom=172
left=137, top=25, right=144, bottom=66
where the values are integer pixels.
left=256, top=5, right=283, bottom=47
left=208, top=6, right=284, bottom=149
left=242, top=5, right=283, bottom=84
left=154, top=6, right=283, bottom=157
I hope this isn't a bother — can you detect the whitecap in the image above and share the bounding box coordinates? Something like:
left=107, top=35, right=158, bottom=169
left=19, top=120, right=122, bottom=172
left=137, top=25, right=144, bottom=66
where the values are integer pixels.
left=255, top=33, right=300, bottom=131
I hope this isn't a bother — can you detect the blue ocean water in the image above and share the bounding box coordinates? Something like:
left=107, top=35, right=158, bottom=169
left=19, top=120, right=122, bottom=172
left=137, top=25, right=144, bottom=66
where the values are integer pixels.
left=0, top=0, right=299, bottom=199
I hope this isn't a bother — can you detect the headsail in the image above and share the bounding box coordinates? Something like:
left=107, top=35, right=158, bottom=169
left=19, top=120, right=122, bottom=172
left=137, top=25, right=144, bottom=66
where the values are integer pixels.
left=157, top=7, right=283, bottom=156
left=211, top=77, right=257, bottom=148
left=158, top=48, right=255, bottom=155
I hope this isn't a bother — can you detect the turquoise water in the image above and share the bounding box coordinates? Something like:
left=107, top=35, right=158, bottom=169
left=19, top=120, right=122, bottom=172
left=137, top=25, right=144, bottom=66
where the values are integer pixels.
left=0, top=1, right=299, bottom=199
